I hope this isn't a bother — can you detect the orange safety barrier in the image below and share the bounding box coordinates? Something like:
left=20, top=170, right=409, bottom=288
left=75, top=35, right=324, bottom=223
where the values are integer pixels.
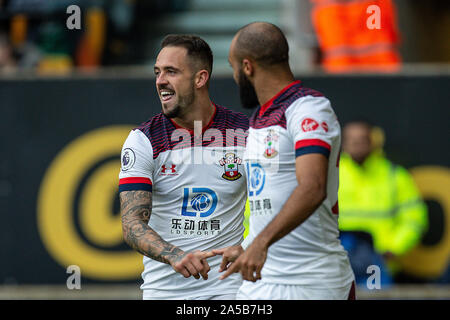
left=76, top=7, right=106, bottom=68
left=10, top=14, right=27, bottom=48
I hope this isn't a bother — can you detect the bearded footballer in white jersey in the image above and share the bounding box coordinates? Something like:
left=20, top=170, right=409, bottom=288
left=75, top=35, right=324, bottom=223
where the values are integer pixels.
left=119, top=35, right=249, bottom=300
left=212, top=22, right=355, bottom=300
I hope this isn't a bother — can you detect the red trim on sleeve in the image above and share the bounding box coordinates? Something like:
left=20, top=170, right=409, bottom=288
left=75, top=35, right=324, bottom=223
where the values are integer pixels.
left=295, top=139, right=331, bottom=150
left=119, top=177, right=152, bottom=185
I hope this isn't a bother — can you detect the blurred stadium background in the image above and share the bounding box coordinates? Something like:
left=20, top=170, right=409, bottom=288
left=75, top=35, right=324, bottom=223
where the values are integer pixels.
left=0, top=0, right=449, bottom=299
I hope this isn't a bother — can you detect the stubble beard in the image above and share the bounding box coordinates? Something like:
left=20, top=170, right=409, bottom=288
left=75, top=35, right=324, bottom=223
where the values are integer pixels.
left=162, top=84, right=196, bottom=119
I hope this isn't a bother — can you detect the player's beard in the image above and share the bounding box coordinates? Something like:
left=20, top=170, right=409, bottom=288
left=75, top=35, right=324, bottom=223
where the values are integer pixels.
left=162, top=82, right=196, bottom=118
left=238, top=69, right=259, bottom=109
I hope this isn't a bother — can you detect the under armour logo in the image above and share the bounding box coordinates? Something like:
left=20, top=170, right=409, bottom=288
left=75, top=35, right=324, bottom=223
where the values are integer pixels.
left=161, top=164, right=176, bottom=174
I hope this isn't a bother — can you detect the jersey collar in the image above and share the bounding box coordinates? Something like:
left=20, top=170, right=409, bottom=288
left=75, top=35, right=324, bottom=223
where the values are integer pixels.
left=169, top=102, right=217, bottom=135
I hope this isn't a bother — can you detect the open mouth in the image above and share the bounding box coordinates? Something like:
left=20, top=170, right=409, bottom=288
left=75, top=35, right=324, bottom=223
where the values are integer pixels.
left=160, top=90, right=175, bottom=102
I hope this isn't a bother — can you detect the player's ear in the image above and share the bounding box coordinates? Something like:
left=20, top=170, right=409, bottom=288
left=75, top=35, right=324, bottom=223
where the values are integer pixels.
left=195, top=69, right=209, bottom=89
left=242, top=58, right=254, bottom=77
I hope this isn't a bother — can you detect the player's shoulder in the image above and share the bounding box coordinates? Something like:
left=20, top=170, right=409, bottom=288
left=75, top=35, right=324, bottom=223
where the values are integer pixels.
left=130, top=113, right=174, bottom=158
left=135, top=112, right=166, bottom=132
left=285, top=86, right=329, bottom=112
left=214, top=104, right=249, bottom=131
left=134, top=112, right=171, bottom=140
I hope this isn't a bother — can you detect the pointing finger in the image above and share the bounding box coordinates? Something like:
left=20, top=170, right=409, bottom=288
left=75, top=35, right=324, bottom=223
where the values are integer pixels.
left=211, top=248, right=226, bottom=256
left=201, top=251, right=217, bottom=259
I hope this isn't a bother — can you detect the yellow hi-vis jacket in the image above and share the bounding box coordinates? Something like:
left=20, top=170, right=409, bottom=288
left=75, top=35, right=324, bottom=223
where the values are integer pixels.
left=338, top=152, right=428, bottom=256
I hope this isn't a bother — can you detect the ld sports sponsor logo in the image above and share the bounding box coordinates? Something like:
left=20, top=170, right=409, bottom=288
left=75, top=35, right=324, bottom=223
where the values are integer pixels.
left=181, top=187, right=218, bottom=217
left=247, top=162, right=265, bottom=197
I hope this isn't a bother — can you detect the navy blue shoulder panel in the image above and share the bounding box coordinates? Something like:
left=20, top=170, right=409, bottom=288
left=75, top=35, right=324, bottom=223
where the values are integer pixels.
left=250, top=83, right=324, bottom=129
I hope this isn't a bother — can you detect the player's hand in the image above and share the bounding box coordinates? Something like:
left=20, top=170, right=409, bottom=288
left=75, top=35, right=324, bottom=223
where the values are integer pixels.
left=170, top=250, right=215, bottom=280
left=211, top=245, right=244, bottom=272
left=219, top=240, right=267, bottom=282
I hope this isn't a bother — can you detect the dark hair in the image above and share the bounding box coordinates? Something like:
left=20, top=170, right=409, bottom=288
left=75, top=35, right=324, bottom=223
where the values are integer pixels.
left=235, top=22, right=289, bottom=66
left=161, top=34, right=213, bottom=75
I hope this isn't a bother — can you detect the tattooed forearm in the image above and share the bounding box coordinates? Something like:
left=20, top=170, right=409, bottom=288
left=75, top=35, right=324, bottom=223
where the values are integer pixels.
left=120, top=190, right=184, bottom=265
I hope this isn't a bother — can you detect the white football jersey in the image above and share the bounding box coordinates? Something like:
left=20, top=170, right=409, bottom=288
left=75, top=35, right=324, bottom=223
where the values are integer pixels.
left=244, top=81, right=354, bottom=288
left=119, top=104, right=249, bottom=299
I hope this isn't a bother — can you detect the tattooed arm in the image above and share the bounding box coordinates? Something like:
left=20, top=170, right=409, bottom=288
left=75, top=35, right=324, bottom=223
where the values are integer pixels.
left=120, top=190, right=213, bottom=279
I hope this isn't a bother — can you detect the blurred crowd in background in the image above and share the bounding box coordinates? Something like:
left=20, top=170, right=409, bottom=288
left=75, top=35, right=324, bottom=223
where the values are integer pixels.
left=0, top=0, right=187, bottom=73
left=0, top=0, right=449, bottom=74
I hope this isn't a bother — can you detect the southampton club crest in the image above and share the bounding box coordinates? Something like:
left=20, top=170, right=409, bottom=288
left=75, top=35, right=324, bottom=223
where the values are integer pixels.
left=219, top=152, right=242, bottom=181
left=263, top=129, right=278, bottom=159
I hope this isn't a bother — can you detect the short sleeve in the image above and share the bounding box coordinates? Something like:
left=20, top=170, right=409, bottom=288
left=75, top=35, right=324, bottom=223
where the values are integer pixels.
left=118, top=129, right=154, bottom=192
left=285, top=96, right=339, bottom=159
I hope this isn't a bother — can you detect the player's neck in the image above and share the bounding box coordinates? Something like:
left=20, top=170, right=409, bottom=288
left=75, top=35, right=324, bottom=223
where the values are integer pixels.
left=172, top=94, right=215, bottom=131
left=254, top=69, right=295, bottom=106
